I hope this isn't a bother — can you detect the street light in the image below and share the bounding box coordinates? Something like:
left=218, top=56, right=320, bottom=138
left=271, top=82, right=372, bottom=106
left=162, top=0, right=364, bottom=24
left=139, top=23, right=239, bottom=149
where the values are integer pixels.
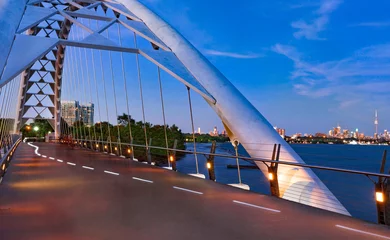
left=33, top=126, right=39, bottom=132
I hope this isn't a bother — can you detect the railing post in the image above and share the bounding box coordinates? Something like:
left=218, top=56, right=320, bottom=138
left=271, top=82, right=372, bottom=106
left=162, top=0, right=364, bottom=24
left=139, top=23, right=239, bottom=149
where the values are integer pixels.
left=207, top=140, right=216, bottom=181
left=147, top=138, right=152, bottom=164
left=376, top=150, right=389, bottom=225
left=268, top=144, right=281, bottom=197
left=170, top=139, right=177, bottom=171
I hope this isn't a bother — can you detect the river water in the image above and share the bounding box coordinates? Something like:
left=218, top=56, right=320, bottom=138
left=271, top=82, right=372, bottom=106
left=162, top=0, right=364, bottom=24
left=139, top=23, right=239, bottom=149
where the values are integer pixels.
left=176, top=142, right=390, bottom=223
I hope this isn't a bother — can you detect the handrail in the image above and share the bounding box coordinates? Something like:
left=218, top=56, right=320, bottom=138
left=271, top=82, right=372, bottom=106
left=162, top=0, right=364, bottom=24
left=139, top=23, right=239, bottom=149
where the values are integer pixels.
left=60, top=138, right=390, bottom=179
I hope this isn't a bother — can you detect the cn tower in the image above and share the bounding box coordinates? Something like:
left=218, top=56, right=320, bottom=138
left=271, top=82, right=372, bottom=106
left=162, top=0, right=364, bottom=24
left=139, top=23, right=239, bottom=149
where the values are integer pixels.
left=374, top=110, right=378, bottom=139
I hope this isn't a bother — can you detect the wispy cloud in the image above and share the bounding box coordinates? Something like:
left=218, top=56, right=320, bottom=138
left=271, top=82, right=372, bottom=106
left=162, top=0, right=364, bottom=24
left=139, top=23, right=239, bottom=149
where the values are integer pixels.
left=350, top=21, right=390, bottom=28
left=291, top=0, right=342, bottom=40
left=272, top=43, right=390, bottom=108
left=204, top=50, right=263, bottom=59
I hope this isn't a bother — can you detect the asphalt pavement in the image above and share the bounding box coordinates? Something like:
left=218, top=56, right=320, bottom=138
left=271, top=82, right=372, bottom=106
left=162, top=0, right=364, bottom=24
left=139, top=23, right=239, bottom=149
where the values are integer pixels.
left=0, top=142, right=389, bottom=240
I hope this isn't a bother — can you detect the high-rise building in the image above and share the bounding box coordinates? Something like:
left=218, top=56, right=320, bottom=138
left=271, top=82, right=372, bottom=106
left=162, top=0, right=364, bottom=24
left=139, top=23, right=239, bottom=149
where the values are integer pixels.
left=61, top=101, right=94, bottom=126
left=80, top=103, right=94, bottom=126
left=61, top=100, right=79, bottom=126
left=197, top=127, right=201, bottom=134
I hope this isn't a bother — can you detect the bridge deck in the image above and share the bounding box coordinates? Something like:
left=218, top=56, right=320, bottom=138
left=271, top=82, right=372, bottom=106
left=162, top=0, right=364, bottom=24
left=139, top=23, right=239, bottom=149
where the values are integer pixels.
left=0, top=142, right=389, bottom=240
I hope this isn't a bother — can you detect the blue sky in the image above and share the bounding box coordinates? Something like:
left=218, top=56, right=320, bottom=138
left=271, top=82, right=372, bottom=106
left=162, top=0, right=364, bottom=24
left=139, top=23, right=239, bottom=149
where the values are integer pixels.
left=133, top=0, right=390, bottom=136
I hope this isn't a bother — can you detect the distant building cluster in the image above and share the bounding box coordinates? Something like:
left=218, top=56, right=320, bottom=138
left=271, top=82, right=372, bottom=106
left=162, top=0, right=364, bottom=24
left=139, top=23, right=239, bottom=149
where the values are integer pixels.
left=273, top=126, right=285, bottom=138
left=194, top=126, right=228, bottom=137
left=61, top=100, right=94, bottom=127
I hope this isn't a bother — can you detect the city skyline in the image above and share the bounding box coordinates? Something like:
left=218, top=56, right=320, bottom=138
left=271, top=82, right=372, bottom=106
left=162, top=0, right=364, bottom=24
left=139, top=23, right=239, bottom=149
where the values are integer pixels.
left=137, top=0, right=390, bottom=136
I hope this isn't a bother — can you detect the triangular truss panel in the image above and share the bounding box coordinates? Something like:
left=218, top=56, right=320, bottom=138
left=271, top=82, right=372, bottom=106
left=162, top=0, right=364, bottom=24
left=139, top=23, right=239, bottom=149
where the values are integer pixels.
left=5, top=0, right=216, bottom=137
left=0, top=35, right=58, bottom=87
left=18, top=6, right=58, bottom=33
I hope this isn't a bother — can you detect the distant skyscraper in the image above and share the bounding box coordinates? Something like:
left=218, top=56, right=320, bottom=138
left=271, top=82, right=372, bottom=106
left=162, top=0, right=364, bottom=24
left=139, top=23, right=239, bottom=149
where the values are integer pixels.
left=374, top=110, right=378, bottom=139
left=61, top=101, right=94, bottom=126
left=80, top=103, right=94, bottom=126
left=61, top=100, right=79, bottom=126
left=197, top=127, right=201, bottom=134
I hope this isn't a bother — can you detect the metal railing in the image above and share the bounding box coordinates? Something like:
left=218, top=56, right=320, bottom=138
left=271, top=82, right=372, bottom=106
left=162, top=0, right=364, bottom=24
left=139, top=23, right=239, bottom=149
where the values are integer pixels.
left=0, top=135, right=22, bottom=182
left=53, top=137, right=390, bottom=225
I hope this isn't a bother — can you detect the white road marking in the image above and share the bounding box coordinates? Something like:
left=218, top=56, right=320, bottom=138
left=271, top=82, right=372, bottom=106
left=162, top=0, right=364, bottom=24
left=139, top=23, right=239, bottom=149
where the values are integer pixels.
left=49, top=157, right=55, bottom=160
left=132, top=177, right=153, bottom=183
left=173, top=186, right=203, bottom=195
left=57, top=159, right=63, bottom=163
left=42, top=155, right=47, bottom=158
left=335, top=225, right=390, bottom=239
left=67, top=162, right=76, bottom=166
left=82, top=166, right=94, bottom=170
left=232, top=200, right=281, bottom=213
left=104, top=170, right=119, bottom=176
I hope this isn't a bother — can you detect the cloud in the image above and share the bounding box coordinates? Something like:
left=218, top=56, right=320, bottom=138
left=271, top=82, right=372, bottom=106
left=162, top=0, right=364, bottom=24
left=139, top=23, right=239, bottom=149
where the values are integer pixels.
left=272, top=43, right=390, bottom=108
left=203, top=50, right=263, bottom=59
left=350, top=21, right=390, bottom=28
left=291, top=0, right=342, bottom=40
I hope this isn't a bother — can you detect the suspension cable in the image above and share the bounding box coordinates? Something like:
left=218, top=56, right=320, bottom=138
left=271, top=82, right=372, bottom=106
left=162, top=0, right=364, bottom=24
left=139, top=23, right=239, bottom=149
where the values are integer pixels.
left=79, top=22, right=93, bottom=146
left=133, top=33, right=149, bottom=159
left=187, top=86, right=199, bottom=174
left=93, top=19, right=104, bottom=147
left=87, top=19, right=98, bottom=147
left=107, top=27, right=122, bottom=154
left=157, top=67, right=170, bottom=167
left=75, top=26, right=88, bottom=143
left=98, top=38, right=112, bottom=151
left=118, top=23, right=134, bottom=156
left=68, top=46, right=80, bottom=143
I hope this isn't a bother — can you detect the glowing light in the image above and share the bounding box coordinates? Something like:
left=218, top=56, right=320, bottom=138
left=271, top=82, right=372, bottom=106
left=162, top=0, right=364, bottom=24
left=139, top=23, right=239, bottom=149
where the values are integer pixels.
left=127, top=149, right=131, bottom=154
left=115, top=147, right=118, bottom=151
left=26, top=125, right=31, bottom=130
left=96, top=144, right=99, bottom=148
left=33, top=126, right=39, bottom=131
left=104, top=145, right=107, bottom=149
left=207, top=162, right=211, bottom=169
left=2, top=164, right=5, bottom=170
left=376, top=192, right=384, bottom=203
left=268, top=172, right=274, bottom=181
left=169, top=155, right=174, bottom=162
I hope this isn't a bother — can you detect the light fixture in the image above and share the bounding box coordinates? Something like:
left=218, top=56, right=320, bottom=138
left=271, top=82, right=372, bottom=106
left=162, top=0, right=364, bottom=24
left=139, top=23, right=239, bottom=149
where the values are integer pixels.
left=104, top=145, right=107, bottom=149
left=207, top=162, right=211, bottom=169
left=2, top=164, right=5, bottom=170
left=115, top=147, right=118, bottom=151
left=96, top=144, right=99, bottom=148
left=33, top=126, right=39, bottom=131
left=127, top=149, right=131, bottom=154
left=268, top=172, right=274, bottom=181
left=376, top=192, right=384, bottom=203
left=169, top=155, right=174, bottom=162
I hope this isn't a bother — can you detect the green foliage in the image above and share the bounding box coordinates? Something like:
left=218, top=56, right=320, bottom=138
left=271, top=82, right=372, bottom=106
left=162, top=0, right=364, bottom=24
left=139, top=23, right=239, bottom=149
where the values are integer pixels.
left=21, top=119, right=54, bottom=138
left=70, top=114, right=185, bottom=163
left=184, top=133, right=229, bottom=143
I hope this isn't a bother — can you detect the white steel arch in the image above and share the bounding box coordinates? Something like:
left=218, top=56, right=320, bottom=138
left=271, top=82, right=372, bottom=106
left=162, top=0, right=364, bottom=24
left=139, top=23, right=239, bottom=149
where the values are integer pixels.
left=0, top=0, right=350, bottom=216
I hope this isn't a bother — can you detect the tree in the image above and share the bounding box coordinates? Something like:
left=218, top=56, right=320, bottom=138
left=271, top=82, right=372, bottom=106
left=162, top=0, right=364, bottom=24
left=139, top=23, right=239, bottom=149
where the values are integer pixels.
left=117, top=113, right=135, bottom=126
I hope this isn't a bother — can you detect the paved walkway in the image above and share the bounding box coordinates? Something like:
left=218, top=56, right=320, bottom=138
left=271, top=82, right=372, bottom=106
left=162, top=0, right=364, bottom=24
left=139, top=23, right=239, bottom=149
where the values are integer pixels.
left=0, top=142, right=389, bottom=240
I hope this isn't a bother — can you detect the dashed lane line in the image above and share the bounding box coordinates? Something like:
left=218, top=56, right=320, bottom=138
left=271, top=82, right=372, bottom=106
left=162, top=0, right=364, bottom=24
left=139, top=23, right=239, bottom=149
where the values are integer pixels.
left=173, top=186, right=203, bottom=195
left=232, top=200, right=281, bottom=213
left=104, top=170, right=119, bottom=176
left=132, top=177, right=153, bottom=183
